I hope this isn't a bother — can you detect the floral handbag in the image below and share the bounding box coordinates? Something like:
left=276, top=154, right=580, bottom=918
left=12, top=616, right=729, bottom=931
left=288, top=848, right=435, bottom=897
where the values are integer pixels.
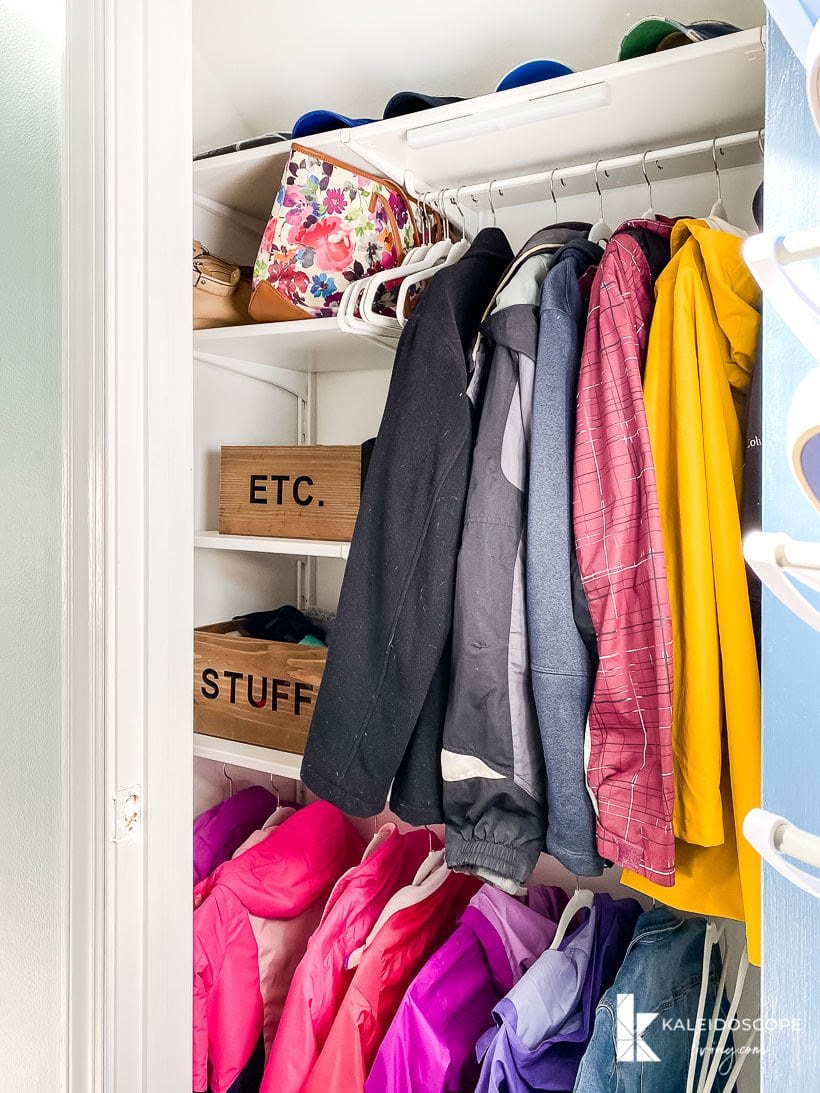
left=249, top=144, right=427, bottom=322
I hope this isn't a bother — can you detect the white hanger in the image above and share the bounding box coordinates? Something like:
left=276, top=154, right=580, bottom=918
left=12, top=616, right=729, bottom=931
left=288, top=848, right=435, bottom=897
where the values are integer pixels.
left=588, top=161, right=613, bottom=247
left=395, top=189, right=470, bottom=326
left=359, top=235, right=452, bottom=328
left=641, top=151, right=658, bottom=220
left=709, top=138, right=728, bottom=220
left=548, top=167, right=559, bottom=225
left=337, top=188, right=437, bottom=337
left=549, top=884, right=594, bottom=950
left=684, top=920, right=753, bottom=1093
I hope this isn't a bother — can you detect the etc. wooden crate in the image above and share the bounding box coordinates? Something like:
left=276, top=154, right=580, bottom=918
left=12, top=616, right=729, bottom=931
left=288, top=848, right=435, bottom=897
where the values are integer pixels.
left=218, top=443, right=370, bottom=541
left=194, top=621, right=327, bottom=753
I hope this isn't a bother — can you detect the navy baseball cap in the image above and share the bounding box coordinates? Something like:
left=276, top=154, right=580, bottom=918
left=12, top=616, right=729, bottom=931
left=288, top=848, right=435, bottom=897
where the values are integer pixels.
left=619, top=18, right=741, bottom=61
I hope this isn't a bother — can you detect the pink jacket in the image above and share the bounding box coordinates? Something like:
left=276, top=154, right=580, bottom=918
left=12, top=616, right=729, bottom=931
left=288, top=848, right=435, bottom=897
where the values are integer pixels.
left=261, top=824, right=435, bottom=1093
left=304, top=852, right=479, bottom=1093
left=192, top=801, right=363, bottom=1093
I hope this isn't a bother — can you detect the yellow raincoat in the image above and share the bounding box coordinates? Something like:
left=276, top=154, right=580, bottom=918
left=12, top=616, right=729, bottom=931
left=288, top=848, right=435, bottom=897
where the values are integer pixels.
left=622, top=219, right=762, bottom=964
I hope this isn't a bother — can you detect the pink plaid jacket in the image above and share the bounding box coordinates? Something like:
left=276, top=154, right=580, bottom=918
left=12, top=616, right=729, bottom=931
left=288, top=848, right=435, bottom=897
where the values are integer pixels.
left=573, top=220, right=675, bottom=885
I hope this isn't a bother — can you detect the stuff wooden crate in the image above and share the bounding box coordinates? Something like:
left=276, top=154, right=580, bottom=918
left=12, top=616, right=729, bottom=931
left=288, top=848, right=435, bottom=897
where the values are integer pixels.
left=194, top=621, right=327, bottom=753
left=218, top=443, right=370, bottom=541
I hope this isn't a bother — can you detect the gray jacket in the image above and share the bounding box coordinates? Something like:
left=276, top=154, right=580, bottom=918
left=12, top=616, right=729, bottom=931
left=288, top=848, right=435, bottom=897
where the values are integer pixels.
left=442, top=225, right=590, bottom=891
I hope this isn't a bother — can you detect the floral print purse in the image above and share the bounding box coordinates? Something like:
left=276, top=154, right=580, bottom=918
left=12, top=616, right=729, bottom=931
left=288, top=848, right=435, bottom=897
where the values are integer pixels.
left=249, top=144, right=426, bottom=322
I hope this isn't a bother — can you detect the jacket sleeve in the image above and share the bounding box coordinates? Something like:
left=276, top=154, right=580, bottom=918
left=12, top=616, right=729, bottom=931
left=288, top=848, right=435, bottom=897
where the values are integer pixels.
left=442, top=335, right=547, bottom=890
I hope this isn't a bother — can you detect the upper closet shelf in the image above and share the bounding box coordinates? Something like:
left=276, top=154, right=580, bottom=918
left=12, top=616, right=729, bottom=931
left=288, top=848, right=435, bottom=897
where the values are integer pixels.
left=193, top=733, right=303, bottom=780
left=195, top=530, right=350, bottom=559
left=194, top=318, right=394, bottom=375
left=193, top=28, right=766, bottom=221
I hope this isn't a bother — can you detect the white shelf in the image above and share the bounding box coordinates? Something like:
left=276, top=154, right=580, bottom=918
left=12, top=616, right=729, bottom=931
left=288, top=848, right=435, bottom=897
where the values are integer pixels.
left=193, top=733, right=303, bottom=780
left=192, top=30, right=765, bottom=212
left=193, top=318, right=395, bottom=374
left=195, top=530, right=350, bottom=559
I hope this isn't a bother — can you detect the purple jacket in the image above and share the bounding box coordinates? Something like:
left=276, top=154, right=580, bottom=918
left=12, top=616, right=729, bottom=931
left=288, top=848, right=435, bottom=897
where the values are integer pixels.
left=365, top=885, right=569, bottom=1093
left=192, top=786, right=276, bottom=885
left=475, top=893, right=642, bottom=1093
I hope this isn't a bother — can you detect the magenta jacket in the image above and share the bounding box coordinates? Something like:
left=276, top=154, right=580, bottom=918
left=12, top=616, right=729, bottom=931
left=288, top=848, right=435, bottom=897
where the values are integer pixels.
left=365, top=885, right=569, bottom=1093
left=192, top=801, right=363, bottom=1093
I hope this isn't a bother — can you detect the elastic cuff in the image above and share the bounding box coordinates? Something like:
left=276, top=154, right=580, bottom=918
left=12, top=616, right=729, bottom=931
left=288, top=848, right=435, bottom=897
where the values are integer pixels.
left=299, top=762, right=386, bottom=818
left=596, top=825, right=675, bottom=887
left=445, top=831, right=536, bottom=887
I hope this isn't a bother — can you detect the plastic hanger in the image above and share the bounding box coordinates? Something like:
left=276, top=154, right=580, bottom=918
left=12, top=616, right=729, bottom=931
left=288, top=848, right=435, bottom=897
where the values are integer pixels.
left=359, top=236, right=452, bottom=328
left=395, top=189, right=470, bottom=326
left=356, top=188, right=453, bottom=327
left=588, top=161, right=612, bottom=247
left=548, top=883, right=594, bottom=950
left=337, top=189, right=438, bottom=336
left=684, top=921, right=753, bottom=1093
left=548, top=167, right=559, bottom=225
left=709, top=138, right=728, bottom=220
left=641, top=151, right=658, bottom=220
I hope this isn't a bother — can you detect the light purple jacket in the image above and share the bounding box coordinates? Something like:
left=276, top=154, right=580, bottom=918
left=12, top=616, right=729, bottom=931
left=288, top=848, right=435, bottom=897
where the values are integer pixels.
left=365, top=885, right=569, bottom=1093
left=474, top=893, right=641, bottom=1092
left=192, top=785, right=276, bottom=885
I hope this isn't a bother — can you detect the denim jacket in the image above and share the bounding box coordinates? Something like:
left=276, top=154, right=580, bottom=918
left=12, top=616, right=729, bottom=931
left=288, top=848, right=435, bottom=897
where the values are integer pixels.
left=574, top=908, right=734, bottom=1092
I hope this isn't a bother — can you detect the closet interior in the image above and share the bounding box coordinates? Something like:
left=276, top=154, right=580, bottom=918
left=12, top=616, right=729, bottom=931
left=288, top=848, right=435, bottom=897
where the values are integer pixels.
left=191, top=13, right=767, bottom=1092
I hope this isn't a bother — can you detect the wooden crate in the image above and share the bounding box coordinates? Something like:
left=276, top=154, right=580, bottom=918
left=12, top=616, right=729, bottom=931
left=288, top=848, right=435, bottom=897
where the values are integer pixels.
left=194, top=621, right=327, bottom=753
left=218, top=443, right=370, bottom=541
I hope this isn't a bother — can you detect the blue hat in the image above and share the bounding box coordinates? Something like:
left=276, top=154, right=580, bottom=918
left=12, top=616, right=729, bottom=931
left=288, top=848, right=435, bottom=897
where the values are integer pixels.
left=495, top=58, right=574, bottom=93
left=292, top=60, right=574, bottom=139
left=291, top=109, right=376, bottom=140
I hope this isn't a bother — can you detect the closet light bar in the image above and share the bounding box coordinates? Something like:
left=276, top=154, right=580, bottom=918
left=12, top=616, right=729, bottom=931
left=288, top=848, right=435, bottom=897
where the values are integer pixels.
left=406, top=82, right=610, bottom=149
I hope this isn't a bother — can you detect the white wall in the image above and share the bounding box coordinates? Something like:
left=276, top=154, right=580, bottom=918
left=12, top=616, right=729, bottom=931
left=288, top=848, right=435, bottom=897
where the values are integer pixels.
left=193, top=0, right=764, bottom=151
left=0, top=0, right=65, bottom=1088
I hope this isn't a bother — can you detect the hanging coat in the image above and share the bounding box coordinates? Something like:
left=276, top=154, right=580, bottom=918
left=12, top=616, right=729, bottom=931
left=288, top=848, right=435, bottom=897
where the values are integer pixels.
left=260, top=825, right=433, bottom=1093
left=442, top=224, right=591, bottom=892
left=621, top=218, right=761, bottom=964
left=304, top=854, right=478, bottom=1093
left=192, top=801, right=363, bottom=1093
left=193, top=784, right=277, bottom=885
left=300, top=229, right=514, bottom=825
left=572, top=220, right=675, bottom=885
left=474, top=893, right=641, bottom=1092
left=527, top=238, right=603, bottom=878
left=365, top=885, right=568, bottom=1093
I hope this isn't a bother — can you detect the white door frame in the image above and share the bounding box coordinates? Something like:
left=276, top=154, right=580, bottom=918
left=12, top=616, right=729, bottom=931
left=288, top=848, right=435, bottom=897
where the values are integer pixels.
left=65, top=0, right=193, bottom=1088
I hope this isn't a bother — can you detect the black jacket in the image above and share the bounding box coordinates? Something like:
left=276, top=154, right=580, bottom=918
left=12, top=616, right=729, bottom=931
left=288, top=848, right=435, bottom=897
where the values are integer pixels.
left=301, top=229, right=514, bottom=822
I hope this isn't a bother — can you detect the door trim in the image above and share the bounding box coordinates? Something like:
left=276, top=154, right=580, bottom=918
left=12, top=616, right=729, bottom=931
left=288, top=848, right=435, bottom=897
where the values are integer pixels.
left=65, top=0, right=193, bottom=1088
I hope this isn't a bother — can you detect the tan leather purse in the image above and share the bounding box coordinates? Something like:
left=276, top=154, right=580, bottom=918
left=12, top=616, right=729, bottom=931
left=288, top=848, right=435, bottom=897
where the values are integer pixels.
left=193, top=241, right=255, bottom=330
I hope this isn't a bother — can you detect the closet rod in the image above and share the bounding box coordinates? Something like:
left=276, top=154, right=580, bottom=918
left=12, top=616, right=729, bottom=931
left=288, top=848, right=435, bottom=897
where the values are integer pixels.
left=409, top=128, right=764, bottom=209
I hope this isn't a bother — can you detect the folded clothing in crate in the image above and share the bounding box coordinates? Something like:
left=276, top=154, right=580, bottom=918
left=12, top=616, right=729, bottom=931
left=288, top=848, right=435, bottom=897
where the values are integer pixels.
left=235, top=605, right=328, bottom=647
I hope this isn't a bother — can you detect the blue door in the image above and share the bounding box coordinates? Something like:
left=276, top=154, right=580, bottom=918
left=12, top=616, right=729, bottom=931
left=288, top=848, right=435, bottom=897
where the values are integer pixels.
left=755, top=19, right=820, bottom=1090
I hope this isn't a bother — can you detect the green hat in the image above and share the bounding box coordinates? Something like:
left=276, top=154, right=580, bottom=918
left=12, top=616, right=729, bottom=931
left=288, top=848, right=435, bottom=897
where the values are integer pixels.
left=618, top=17, right=741, bottom=61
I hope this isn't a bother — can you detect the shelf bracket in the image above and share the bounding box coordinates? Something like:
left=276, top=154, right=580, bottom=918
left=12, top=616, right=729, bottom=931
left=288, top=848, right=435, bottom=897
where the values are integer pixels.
left=194, top=351, right=308, bottom=399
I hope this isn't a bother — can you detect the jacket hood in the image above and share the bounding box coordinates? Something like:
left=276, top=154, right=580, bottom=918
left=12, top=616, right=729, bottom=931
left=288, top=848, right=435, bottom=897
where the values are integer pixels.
left=667, top=218, right=761, bottom=393
left=479, top=225, right=593, bottom=362
left=196, top=800, right=364, bottom=920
